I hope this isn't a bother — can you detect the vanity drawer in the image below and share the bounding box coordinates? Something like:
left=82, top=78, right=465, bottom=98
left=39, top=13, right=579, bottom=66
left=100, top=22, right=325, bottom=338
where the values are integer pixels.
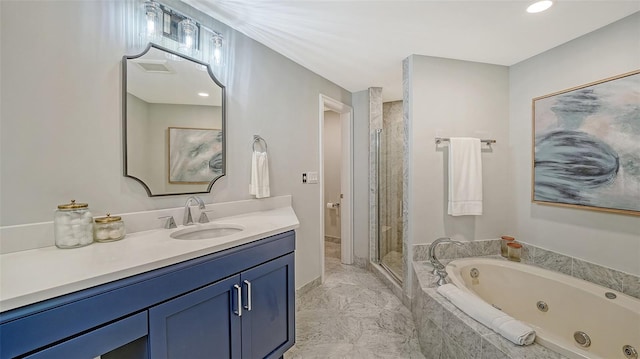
left=23, top=311, right=148, bottom=359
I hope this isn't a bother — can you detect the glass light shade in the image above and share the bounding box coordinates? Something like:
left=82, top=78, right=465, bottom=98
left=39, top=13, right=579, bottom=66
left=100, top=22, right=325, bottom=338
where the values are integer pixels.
left=178, top=18, right=199, bottom=56
left=210, top=32, right=223, bottom=65
left=144, top=0, right=162, bottom=42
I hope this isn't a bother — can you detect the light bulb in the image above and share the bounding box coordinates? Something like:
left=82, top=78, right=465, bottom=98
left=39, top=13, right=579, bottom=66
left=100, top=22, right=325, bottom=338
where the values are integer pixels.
left=144, top=1, right=161, bottom=41
left=210, top=32, right=223, bottom=65
left=178, top=18, right=198, bottom=56
left=213, top=48, right=221, bottom=65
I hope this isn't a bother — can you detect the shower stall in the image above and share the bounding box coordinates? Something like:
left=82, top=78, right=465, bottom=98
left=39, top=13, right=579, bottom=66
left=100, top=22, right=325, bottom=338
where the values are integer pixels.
left=375, top=101, right=404, bottom=283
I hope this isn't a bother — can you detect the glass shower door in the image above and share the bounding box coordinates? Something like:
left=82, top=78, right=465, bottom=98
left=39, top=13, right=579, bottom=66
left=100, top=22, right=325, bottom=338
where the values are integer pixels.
left=376, top=101, right=404, bottom=282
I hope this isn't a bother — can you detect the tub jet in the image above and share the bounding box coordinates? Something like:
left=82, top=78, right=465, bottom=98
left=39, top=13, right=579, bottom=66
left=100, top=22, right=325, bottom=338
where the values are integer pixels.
left=573, top=331, right=591, bottom=347
left=623, top=345, right=638, bottom=359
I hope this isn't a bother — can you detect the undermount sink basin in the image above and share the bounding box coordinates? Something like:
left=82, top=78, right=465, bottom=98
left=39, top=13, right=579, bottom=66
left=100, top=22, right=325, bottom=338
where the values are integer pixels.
left=170, top=224, right=245, bottom=240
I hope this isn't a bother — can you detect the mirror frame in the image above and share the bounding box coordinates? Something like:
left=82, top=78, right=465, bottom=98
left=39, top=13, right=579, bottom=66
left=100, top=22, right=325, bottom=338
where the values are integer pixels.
left=122, top=43, right=226, bottom=197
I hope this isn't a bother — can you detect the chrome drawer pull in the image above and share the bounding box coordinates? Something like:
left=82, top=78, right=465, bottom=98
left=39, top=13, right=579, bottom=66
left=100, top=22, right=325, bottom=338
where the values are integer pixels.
left=233, top=284, right=242, bottom=317
left=243, top=280, right=252, bottom=311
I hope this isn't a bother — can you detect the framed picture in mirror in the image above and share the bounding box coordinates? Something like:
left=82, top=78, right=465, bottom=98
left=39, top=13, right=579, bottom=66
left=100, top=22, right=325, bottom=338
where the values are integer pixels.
left=168, top=127, right=222, bottom=184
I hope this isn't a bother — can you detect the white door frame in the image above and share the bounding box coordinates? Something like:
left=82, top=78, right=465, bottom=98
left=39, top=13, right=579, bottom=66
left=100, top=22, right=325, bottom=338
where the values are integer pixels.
left=319, top=94, right=354, bottom=281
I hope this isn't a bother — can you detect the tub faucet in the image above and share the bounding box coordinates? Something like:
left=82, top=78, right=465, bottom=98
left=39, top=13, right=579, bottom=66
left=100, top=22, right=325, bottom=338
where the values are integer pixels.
left=183, top=196, right=206, bottom=226
left=428, top=237, right=463, bottom=286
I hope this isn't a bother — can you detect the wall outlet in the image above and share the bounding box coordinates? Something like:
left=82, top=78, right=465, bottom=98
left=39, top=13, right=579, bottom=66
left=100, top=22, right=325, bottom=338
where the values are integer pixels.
left=302, top=173, right=307, bottom=183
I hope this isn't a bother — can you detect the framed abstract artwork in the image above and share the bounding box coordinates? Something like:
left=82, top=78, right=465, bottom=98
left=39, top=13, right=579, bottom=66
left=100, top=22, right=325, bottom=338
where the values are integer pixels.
left=532, top=70, right=640, bottom=216
left=168, top=127, right=223, bottom=184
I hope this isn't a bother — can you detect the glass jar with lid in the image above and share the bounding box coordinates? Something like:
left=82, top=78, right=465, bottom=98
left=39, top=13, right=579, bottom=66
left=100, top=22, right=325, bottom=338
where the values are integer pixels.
left=94, top=213, right=126, bottom=242
left=54, top=200, right=94, bottom=249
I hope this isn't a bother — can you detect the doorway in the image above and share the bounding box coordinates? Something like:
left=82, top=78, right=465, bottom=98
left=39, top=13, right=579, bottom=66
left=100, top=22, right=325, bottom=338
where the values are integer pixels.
left=319, top=94, right=353, bottom=281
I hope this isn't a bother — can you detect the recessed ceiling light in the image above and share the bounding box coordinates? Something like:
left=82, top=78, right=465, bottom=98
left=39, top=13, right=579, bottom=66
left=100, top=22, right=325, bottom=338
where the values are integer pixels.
left=198, top=92, right=209, bottom=97
left=527, top=0, right=553, bottom=13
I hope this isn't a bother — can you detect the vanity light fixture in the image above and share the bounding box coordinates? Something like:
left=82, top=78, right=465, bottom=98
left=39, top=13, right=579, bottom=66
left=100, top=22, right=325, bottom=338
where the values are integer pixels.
left=527, top=0, right=553, bottom=13
left=128, top=0, right=224, bottom=67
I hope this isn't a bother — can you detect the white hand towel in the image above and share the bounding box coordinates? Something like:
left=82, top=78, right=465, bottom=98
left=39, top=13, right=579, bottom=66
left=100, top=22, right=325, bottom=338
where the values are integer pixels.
left=249, top=151, right=270, bottom=198
left=448, top=137, right=483, bottom=216
left=437, top=284, right=536, bottom=346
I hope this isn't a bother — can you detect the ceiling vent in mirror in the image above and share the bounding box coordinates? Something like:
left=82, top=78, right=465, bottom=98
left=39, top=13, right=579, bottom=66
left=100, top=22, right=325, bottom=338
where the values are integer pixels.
left=133, top=59, right=174, bottom=74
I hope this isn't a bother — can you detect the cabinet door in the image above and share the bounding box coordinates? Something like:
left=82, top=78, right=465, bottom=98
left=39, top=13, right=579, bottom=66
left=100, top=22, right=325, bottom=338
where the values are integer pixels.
left=241, top=253, right=295, bottom=359
left=149, top=275, right=242, bottom=359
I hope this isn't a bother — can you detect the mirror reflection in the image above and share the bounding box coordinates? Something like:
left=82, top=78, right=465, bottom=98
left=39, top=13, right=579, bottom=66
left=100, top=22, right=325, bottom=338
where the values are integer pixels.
left=123, top=44, right=225, bottom=196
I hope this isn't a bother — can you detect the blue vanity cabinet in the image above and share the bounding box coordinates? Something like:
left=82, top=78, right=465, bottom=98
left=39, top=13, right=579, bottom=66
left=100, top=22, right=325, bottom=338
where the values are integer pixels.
left=0, top=230, right=295, bottom=359
left=148, top=252, right=295, bottom=359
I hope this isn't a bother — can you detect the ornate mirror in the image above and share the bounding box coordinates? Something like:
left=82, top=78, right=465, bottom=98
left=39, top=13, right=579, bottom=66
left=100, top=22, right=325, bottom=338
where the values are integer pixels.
left=123, top=43, right=225, bottom=196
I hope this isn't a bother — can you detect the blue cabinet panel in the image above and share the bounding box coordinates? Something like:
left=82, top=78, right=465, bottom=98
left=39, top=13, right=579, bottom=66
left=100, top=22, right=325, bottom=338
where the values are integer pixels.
left=149, top=275, right=242, bottom=359
left=23, top=311, right=147, bottom=359
left=241, top=253, right=295, bottom=359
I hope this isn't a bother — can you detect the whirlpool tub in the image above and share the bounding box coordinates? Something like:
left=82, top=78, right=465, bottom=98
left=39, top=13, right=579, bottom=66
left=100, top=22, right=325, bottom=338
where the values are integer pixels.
left=445, top=258, right=640, bottom=359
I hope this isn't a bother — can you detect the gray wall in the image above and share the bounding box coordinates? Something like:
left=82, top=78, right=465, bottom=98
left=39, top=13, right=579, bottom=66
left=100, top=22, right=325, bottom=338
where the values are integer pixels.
left=0, top=0, right=352, bottom=289
left=404, top=55, right=512, bottom=293
left=509, top=13, right=640, bottom=276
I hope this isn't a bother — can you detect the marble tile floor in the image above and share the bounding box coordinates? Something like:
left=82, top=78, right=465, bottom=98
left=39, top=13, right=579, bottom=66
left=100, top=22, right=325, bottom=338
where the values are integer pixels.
left=325, top=237, right=341, bottom=260
left=285, top=254, right=424, bottom=358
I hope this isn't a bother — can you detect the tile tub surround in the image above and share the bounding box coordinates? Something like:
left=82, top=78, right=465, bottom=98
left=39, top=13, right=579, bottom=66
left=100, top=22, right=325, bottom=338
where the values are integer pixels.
left=413, top=239, right=640, bottom=300
left=411, top=261, right=567, bottom=359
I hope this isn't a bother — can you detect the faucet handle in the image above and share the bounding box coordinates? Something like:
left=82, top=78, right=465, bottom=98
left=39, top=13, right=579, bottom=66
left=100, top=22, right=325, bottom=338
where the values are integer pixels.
left=158, top=216, right=177, bottom=229
left=198, top=210, right=214, bottom=224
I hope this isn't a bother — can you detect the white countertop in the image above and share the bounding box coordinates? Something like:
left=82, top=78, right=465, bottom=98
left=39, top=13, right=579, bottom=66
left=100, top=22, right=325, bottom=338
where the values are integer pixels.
left=0, top=206, right=299, bottom=312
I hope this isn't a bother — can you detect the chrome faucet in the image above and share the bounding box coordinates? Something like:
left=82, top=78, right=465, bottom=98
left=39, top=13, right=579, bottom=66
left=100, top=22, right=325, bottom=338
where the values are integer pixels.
left=428, top=237, right=463, bottom=286
left=183, top=196, right=205, bottom=226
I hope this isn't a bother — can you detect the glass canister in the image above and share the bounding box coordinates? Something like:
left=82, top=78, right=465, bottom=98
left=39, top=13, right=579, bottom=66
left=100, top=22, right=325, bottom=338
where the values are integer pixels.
left=54, top=200, right=94, bottom=249
left=507, top=242, right=522, bottom=262
left=94, top=213, right=126, bottom=242
left=500, top=235, right=515, bottom=257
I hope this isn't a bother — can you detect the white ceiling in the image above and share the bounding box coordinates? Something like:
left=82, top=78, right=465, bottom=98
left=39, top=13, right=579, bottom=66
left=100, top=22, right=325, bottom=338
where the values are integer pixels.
left=127, top=46, right=223, bottom=106
left=182, top=0, right=639, bottom=101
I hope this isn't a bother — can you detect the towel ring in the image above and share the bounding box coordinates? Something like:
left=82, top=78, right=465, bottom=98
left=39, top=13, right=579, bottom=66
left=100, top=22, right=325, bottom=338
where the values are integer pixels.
left=252, top=135, right=267, bottom=152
